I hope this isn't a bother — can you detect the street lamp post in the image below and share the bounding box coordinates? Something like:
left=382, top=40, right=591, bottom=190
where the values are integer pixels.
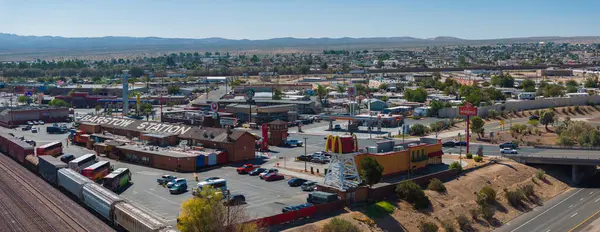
left=304, top=137, right=308, bottom=171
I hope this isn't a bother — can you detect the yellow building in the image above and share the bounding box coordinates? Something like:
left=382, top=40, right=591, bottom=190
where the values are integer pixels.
left=354, top=142, right=443, bottom=177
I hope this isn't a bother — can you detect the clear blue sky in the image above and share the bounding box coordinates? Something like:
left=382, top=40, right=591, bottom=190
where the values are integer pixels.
left=0, top=0, right=598, bottom=40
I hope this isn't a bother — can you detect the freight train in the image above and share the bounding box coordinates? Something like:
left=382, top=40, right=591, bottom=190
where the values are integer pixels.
left=0, top=132, right=174, bottom=232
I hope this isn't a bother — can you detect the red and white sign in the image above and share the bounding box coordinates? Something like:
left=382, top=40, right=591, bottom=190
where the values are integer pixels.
left=210, top=102, right=219, bottom=111
left=459, top=102, right=477, bottom=116
left=347, top=86, right=356, bottom=97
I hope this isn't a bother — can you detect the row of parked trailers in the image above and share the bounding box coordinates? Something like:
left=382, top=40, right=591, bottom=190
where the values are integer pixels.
left=0, top=132, right=174, bottom=232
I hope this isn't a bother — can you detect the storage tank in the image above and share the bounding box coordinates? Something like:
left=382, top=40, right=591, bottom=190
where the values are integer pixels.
left=113, top=202, right=167, bottom=232
left=208, top=153, right=217, bottom=166
left=82, top=183, right=125, bottom=221
left=38, top=156, right=67, bottom=185
left=58, top=168, right=93, bottom=200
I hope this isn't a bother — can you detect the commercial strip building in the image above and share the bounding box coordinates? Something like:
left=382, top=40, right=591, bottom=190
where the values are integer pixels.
left=75, top=115, right=256, bottom=172
left=0, top=106, right=70, bottom=128
left=233, top=83, right=313, bottom=95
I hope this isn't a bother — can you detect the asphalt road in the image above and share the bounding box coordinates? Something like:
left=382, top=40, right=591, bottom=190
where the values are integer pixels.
left=496, top=174, right=600, bottom=232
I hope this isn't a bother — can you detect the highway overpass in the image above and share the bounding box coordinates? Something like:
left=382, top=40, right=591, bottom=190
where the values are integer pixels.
left=504, top=150, right=600, bottom=184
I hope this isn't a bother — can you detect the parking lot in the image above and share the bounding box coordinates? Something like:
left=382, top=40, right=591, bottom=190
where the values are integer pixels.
left=0, top=119, right=312, bottom=227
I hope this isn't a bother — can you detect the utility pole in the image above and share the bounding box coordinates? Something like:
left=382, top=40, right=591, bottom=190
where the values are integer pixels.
left=304, top=137, right=308, bottom=171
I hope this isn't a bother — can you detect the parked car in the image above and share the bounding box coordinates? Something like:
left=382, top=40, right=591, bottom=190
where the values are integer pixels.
left=259, top=169, right=278, bottom=179
left=529, top=115, right=540, bottom=120
left=500, top=148, right=518, bottom=154
left=22, top=125, right=31, bottom=131
left=60, top=154, right=75, bottom=163
left=333, top=124, right=342, bottom=130
left=313, top=151, right=330, bottom=157
left=296, top=155, right=312, bottom=161
left=442, top=141, right=455, bottom=147
left=38, top=120, right=44, bottom=125
left=25, top=140, right=36, bottom=146
left=157, top=175, right=177, bottom=185
left=224, top=194, right=246, bottom=206
left=31, top=127, right=38, bottom=133
left=237, top=164, right=257, bottom=174
left=288, top=178, right=308, bottom=187
left=169, top=178, right=188, bottom=194
left=284, top=139, right=303, bottom=147
left=454, top=140, right=467, bottom=146
left=264, top=173, right=285, bottom=182
left=26, top=121, right=33, bottom=125
left=204, top=177, right=221, bottom=182
left=249, top=168, right=266, bottom=176
left=311, top=156, right=330, bottom=164
left=307, top=191, right=339, bottom=204
left=282, top=203, right=313, bottom=213
left=301, top=181, right=317, bottom=191
left=499, top=142, right=518, bottom=149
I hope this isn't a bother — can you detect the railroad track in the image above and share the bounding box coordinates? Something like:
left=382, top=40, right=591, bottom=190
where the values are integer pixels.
left=0, top=154, right=101, bottom=232
left=0, top=176, right=57, bottom=231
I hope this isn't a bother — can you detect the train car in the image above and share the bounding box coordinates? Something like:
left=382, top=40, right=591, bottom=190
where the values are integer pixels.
left=38, top=156, right=68, bottom=185
left=81, top=183, right=125, bottom=221
left=82, top=160, right=111, bottom=182
left=103, top=168, right=131, bottom=192
left=69, top=154, right=97, bottom=173
left=58, top=168, right=93, bottom=200
left=113, top=202, right=168, bottom=232
left=7, top=137, right=34, bottom=163
left=0, top=133, right=9, bottom=153
left=24, top=154, right=39, bottom=173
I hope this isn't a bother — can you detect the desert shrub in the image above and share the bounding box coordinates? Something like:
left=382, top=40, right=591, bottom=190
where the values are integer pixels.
left=475, top=192, right=489, bottom=207
left=550, top=106, right=555, bottom=111
left=521, top=184, right=535, bottom=198
left=449, top=161, right=462, bottom=172
left=505, top=189, right=526, bottom=207
left=488, top=109, right=498, bottom=119
left=562, top=108, right=567, bottom=114
left=457, top=215, right=470, bottom=230
left=466, top=153, right=473, bottom=159
left=396, top=180, right=430, bottom=209
left=480, top=205, right=496, bottom=221
left=322, top=218, right=359, bottom=232
left=535, top=169, right=546, bottom=180
left=469, top=209, right=479, bottom=219
left=575, top=105, right=581, bottom=114
left=419, top=221, right=439, bottom=232
left=428, top=178, right=446, bottom=192
left=512, top=140, right=521, bottom=147
left=410, top=124, right=429, bottom=136
left=534, top=110, right=540, bottom=116
left=441, top=220, right=456, bottom=232
left=479, top=186, right=496, bottom=204
left=474, top=155, right=483, bottom=162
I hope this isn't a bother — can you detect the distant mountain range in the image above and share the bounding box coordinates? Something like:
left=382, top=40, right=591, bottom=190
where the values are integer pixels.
left=0, top=33, right=599, bottom=60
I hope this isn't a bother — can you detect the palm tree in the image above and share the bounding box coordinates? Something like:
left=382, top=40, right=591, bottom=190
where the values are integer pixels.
left=336, top=84, right=346, bottom=94
left=316, top=84, right=327, bottom=106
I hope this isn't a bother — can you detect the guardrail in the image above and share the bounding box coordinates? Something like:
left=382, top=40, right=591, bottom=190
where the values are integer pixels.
left=533, top=145, right=600, bottom=151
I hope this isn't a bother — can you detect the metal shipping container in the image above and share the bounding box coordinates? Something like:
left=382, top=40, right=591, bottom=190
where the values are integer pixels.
left=58, top=168, right=93, bottom=200
left=38, top=156, right=67, bottom=185
left=113, top=202, right=167, bottom=232
left=196, top=155, right=205, bottom=169
left=82, top=183, right=125, bottom=221
left=208, top=153, right=217, bottom=166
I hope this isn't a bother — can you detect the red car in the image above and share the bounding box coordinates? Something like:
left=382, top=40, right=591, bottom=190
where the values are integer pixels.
left=264, top=173, right=285, bottom=182
left=237, top=164, right=257, bottom=174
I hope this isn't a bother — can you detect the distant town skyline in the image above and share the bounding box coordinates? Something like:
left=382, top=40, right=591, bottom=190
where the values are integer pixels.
left=0, top=0, right=599, bottom=40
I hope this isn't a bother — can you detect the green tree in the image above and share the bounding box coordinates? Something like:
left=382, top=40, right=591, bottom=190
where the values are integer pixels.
left=540, top=110, right=555, bottom=131
left=17, top=96, right=31, bottom=105
left=95, top=105, right=102, bottom=115
left=404, top=87, right=428, bottom=103
left=566, top=80, right=579, bottom=93
left=354, top=84, right=368, bottom=96
left=250, top=55, right=260, bottom=63
left=521, top=79, right=536, bottom=92
left=429, top=100, right=444, bottom=117
left=316, top=84, right=327, bottom=106
left=167, top=85, right=181, bottom=95
left=378, top=83, right=389, bottom=90
left=129, top=67, right=144, bottom=78
left=320, top=62, right=328, bottom=70
left=470, top=116, right=485, bottom=138
left=360, top=157, right=384, bottom=187
left=177, top=186, right=260, bottom=232
left=376, top=60, right=384, bottom=68
left=272, top=89, right=283, bottom=100
left=48, top=99, right=71, bottom=107
left=409, top=124, right=428, bottom=136
left=204, top=52, right=212, bottom=57
left=458, top=56, right=468, bottom=68
left=491, top=73, right=515, bottom=87
left=336, top=84, right=346, bottom=94
left=584, top=75, right=599, bottom=88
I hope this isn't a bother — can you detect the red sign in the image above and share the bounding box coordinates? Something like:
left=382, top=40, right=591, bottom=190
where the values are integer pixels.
left=210, top=102, right=219, bottom=111
left=459, top=102, right=477, bottom=116
left=347, top=86, right=356, bottom=97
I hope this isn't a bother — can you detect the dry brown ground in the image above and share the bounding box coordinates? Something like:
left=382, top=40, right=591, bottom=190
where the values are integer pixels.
left=285, top=160, right=570, bottom=232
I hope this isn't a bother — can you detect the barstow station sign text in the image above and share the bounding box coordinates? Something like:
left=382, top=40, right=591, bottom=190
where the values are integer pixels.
left=79, top=115, right=192, bottom=135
